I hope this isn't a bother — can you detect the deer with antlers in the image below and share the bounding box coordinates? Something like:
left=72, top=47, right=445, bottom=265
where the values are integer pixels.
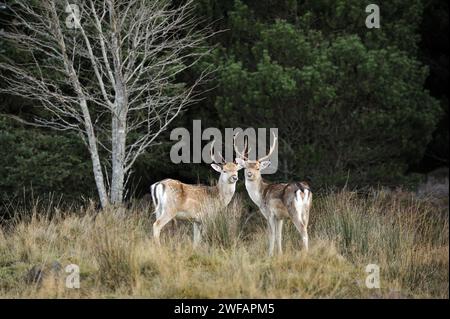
left=151, top=140, right=243, bottom=246
left=235, top=133, right=312, bottom=256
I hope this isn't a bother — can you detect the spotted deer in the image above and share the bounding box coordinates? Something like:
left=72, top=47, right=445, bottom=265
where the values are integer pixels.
left=235, top=133, right=312, bottom=256
left=151, top=141, right=243, bottom=246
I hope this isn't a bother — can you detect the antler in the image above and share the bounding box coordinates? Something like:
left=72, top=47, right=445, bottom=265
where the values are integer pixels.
left=257, top=131, right=277, bottom=162
left=233, top=132, right=249, bottom=161
left=210, top=140, right=226, bottom=164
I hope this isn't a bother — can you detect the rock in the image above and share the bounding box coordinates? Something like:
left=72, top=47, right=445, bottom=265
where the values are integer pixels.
left=417, top=167, right=449, bottom=201
left=24, top=261, right=62, bottom=285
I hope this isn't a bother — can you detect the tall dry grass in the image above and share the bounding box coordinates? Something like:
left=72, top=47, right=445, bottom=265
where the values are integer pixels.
left=0, top=189, right=448, bottom=298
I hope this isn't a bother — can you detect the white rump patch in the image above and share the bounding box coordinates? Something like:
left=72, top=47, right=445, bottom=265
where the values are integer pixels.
left=294, top=189, right=309, bottom=225
left=154, top=183, right=165, bottom=219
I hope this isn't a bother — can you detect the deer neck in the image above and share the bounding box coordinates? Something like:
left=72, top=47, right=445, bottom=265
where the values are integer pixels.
left=245, top=177, right=267, bottom=208
left=217, top=180, right=236, bottom=207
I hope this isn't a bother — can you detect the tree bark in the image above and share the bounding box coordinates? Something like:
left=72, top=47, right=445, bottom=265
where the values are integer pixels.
left=109, top=1, right=127, bottom=205
left=110, top=107, right=127, bottom=205
left=81, top=100, right=109, bottom=208
left=48, top=1, right=110, bottom=208
left=1, top=0, right=208, bottom=208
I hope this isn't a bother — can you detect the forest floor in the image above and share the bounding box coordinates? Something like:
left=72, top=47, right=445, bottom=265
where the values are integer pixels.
left=0, top=189, right=448, bottom=298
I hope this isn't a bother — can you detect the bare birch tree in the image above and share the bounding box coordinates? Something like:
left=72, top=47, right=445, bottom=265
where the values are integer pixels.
left=0, top=0, right=211, bottom=207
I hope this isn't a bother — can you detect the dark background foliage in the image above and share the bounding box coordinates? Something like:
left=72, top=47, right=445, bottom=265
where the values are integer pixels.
left=0, top=0, right=448, bottom=205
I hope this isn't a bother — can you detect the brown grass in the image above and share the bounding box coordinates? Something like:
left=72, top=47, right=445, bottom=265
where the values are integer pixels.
left=0, top=189, right=448, bottom=298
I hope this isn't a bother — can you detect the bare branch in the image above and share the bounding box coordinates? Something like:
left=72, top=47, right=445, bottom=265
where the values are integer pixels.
left=1, top=0, right=212, bottom=205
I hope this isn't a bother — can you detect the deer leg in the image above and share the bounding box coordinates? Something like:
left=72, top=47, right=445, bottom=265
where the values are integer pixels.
left=268, top=214, right=277, bottom=257
left=301, top=192, right=311, bottom=227
left=301, top=224, right=309, bottom=251
left=291, top=214, right=309, bottom=252
left=276, top=219, right=284, bottom=255
left=152, top=204, right=161, bottom=220
left=153, top=209, right=175, bottom=245
left=193, top=222, right=203, bottom=248
left=168, top=219, right=178, bottom=236
left=293, top=191, right=310, bottom=251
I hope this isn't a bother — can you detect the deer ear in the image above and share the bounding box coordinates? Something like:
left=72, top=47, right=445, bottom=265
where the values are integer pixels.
left=211, top=163, right=222, bottom=173
left=235, top=158, right=246, bottom=168
left=260, top=160, right=271, bottom=170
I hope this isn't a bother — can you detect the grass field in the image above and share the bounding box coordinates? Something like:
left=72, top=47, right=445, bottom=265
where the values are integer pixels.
left=0, top=189, right=448, bottom=298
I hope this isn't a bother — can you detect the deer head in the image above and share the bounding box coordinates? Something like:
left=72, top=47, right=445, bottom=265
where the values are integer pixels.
left=234, top=132, right=277, bottom=182
left=210, top=139, right=243, bottom=185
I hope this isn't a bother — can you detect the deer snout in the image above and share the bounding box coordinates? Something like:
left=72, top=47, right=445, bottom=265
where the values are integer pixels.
left=229, top=175, right=238, bottom=183
left=246, top=171, right=253, bottom=178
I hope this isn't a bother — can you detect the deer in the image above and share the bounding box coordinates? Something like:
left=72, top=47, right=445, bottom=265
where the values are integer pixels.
left=151, top=140, right=243, bottom=246
left=234, top=133, right=312, bottom=256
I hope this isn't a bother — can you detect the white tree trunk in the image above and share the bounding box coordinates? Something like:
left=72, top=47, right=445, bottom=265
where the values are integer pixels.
left=110, top=110, right=127, bottom=204
left=80, top=100, right=109, bottom=208
left=0, top=0, right=209, bottom=208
